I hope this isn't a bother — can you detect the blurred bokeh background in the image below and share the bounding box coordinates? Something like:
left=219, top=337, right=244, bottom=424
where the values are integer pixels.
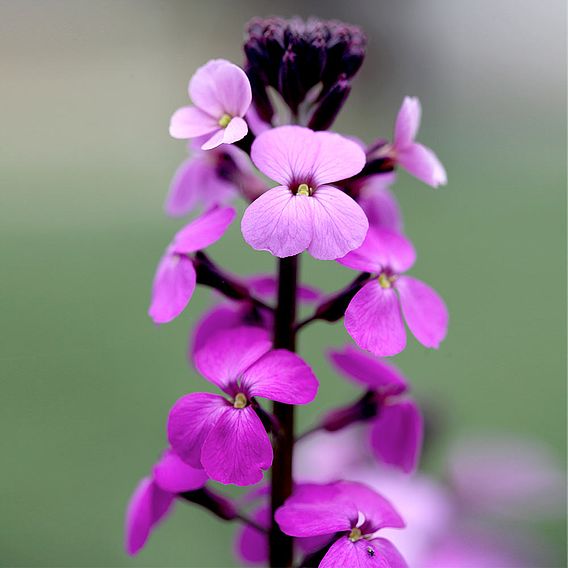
left=1, top=0, right=565, bottom=566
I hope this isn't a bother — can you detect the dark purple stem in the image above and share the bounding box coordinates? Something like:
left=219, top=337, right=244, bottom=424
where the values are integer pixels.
left=269, top=255, right=299, bottom=567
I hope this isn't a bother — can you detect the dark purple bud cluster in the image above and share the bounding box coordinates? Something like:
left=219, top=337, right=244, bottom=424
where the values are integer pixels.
left=244, top=17, right=366, bottom=127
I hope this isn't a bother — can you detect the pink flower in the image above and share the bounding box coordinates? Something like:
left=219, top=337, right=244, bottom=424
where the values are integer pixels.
left=338, top=227, right=448, bottom=356
left=241, top=126, right=368, bottom=260
left=148, top=206, right=235, bottom=324
left=327, top=345, right=423, bottom=473
left=357, top=172, right=404, bottom=233
left=125, top=450, right=207, bottom=555
left=167, top=327, right=318, bottom=485
left=388, top=97, right=447, bottom=188
left=169, top=59, right=252, bottom=150
left=275, top=481, right=407, bottom=568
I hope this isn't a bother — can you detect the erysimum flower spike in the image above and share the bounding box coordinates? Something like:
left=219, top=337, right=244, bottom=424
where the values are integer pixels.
left=167, top=327, right=318, bottom=485
left=241, top=126, right=368, bottom=260
left=169, top=59, right=252, bottom=150
left=338, top=227, right=448, bottom=356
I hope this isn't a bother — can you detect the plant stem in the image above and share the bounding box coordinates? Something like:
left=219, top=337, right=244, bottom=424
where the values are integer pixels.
left=269, top=255, right=299, bottom=567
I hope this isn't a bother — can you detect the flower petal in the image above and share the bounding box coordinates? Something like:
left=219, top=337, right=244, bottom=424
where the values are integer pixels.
left=200, top=117, right=248, bottom=150
left=241, top=350, right=319, bottom=404
left=201, top=406, right=273, bottom=485
left=308, top=185, right=369, bottom=260
left=370, top=538, right=409, bottom=568
left=275, top=504, right=351, bottom=537
left=194, top=326, right=271, bottom=392
left=370, top=400, right=423, bottom=473
left=321, top=536, right=404, bottom=568
left=338, top=228, right=416, bottom=274
left=191, top=304, right=243, bottom=357
left=190, top=59, right=251, bottom=118
left=125, top=478, right=174, bottom=556
left=148, top=254, right=196, bottom=324
left=169, top=106, right=218, bottom=139
left=241, top=186, right=313, bottom=258
left=167, top=393, right=229, bottom=468
left=152, top=449, right=208, bottom=493
left=171, top=205, right=236, bottom=254
left=248, top=275, right=321, bottom=303
left=396, top=276, right=448, bottom=349
left=345, top=281, right=407, bottom=357
left=358, top=174, right=404, bottom=233
left=394, top=96, right=421, bottom=148
left=328, top=345, right=407, bottom=395
left=397, top=143, right=447, bottom=188
left=235, top=505, right=269, bottom=564
left=250, top=126, right=365, bottom=186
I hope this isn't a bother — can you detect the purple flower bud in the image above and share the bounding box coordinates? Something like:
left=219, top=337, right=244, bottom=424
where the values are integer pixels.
left=307, top=75, right=351, bottom=131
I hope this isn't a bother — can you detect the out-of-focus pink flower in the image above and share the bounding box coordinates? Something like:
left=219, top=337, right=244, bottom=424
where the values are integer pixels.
left=338, top=228, right=448, bottom=356
left=125, top=450, right=207, bottom=555
left=357, top=172, right=404, bottom=233
left=276, top=481, right=407, bottom=567
left=148, top=206, right=235, bottom=324
left=241, top=126, right=368, bottom=260
left=326, top=345, right=423, bottom=473
left=167, top=327, right=318, bottom=485
left=170, top=59, right=252, bottom=150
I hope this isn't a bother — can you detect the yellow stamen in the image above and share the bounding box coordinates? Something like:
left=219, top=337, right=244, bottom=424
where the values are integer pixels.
left=218, top=113, right=232, bottom=128
left=297, top=183, right=311, bottom=196
left=348, top=527, right=362, bottom=542
left=378, top=273, right=392, bottom=289
left=233, top=392, right=247, bottom=409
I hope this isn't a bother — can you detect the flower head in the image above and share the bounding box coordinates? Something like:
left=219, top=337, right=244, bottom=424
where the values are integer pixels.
left=275, top=481, right=407, bottom=567
left=327, top=345, right=423, bottom=473
left=338, top=227, right=448, bottom=356
left=169, top=59, right=252, bottom=150
left=148, top=206, right=235, bottom=324
left=241, top=126, right=368, bottom=259
left=167, top=327, right=318, bottom=485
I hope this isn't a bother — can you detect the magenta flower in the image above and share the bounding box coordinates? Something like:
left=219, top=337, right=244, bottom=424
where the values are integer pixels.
left=125, top=449, right=207, bottom=555
left=241, top=126, right=368, bottom=260
left=148, top=206, right=235, bottom=324
left=167, top=326, right=318, bottom=485
left=328, top=345, right=423, bottom=473
left=338, top=227, right=448, bottom=356
left=357, top=172, right=404, bottom=233
left=275, top=481, right=407, bottom=568
left=169, top=59, right=252, bottom=150
left=387, top=97, right=447, bottom=188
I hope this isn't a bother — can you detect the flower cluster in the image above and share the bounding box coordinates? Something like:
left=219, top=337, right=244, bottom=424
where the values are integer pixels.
left=126, top=15, right=451, bottom=568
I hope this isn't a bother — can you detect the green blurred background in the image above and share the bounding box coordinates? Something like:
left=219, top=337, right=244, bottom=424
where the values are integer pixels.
left=1, top=0, right=565, bottom=566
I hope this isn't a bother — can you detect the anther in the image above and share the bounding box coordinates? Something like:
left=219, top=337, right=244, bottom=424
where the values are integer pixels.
left=233, top=393, right=247, bottom=409
left=348, top=527, right=362, bottom=542
left=297, top=183, right=311, bottom=196
left=378, top=273, right=393, bottom=289
left=218, top=114, right=232, bottom=128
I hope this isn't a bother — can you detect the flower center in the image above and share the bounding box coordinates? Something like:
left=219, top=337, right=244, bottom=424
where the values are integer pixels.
left=233, top=392, right=248, bottom=409
left=348, top=527, right=363, bottom=542
left=296, top=183, right=312, bottom=196
left=378, top=273, right=397, bottom=289
left=218, top=113, right=232, bottom=128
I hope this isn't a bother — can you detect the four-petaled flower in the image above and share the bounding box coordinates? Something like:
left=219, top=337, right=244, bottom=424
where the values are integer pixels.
left=338, top=227, right=448, bottom=356
left=148, top=206, right=235, bottom=324
left=170, top=59, right=252, bottom=150
left=167, top=327, right=318, bottom=485
left=276, top=481, right=407, bottom=567
left=241, top=126, right=368, bottom=260
left=327, top=345, right=423, bottom=473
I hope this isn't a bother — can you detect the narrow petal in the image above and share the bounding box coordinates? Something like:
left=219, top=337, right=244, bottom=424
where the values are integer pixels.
left=308, top=186, right=369, bottom=260
left=152, top=449, right=208, bottom=493
left=321, top=537, right=403, bottom=568
left=199, top=128, right=225, bottom=150
left=148, top=254, right=196, bottom=324
left=242, top=350, right=318, bottom=404
left=370, top=401, right=423, bottom=473
left=194, top=327, right=271, bottom=392
left=394, top=96, right=421, bottom=148
left=345, top=282, right=407, bottom=357
left=396, top=276, right=448, bottom=349
left=250, top=126, right=365, bottom=186
left=397, top=143, right=447, bottom=188
left=169, top=106, right=218, bottom=139
left=167, top=393, right=229, bottom=468
left=241, top=186, right=313, bottom=258
left=164, top=157, right=204, bottom=217
left=191, top=304, right=243, bottom=356
left=125, top=478, right=174, bottom=556
left=328, top=345, right=408, bottom=395
left=171, top=205, right=236, bottom=254
left=235, top=505, right=269, bottom=564
left=201, top=406, right=273, bottom=485
left=275, top=504, right=351, bottom=537
left=338, top=228, right=416, bottom=274
left=190, top=59, right=251, bottom=118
